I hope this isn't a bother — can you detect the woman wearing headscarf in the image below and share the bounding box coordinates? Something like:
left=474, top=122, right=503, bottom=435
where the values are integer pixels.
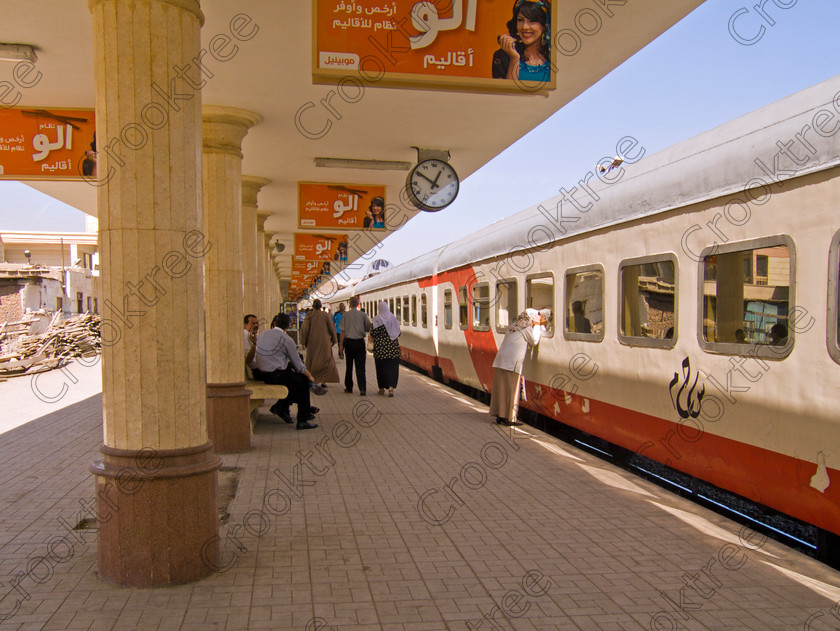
left=370, top=300, right=401, bottom=397
left=489, top=308, right=548, bottom=426
left=300, top=299, right=340, bottom=387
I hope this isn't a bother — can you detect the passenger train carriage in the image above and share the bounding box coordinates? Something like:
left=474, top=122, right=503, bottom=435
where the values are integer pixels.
left=324, top=75, right=840, bottom=565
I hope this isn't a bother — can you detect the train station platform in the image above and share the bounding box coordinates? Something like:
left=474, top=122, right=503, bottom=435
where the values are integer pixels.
left=0, top=357, right=839, bottom=631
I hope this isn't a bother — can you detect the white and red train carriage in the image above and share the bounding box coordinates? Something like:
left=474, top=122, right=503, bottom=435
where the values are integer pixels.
left=325, top=75, right=840, bottom=566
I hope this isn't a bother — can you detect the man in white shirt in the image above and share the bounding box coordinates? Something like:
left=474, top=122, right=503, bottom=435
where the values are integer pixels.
left=255, top=312, right=326, bottom=429
left=243, top=314, right=259, bottom=379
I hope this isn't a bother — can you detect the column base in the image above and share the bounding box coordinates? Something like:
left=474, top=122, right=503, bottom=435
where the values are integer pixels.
left=207, top=382, right=252, bottom=453
left=89, top=443, right=221, bottom=587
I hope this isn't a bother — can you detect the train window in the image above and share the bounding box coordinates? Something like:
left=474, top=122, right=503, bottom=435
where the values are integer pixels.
left=402, top=296, right=410, bottom=325
left=495, top=278, right=518, bottom=332
left=526, top=274, right=554, bottom=337
left=472, top=283, right=491, bottom=331
left=458, top=286, right=468, bottom=330
left=830, top=230, right=840, bottom=364
left=389, top=298, right=394, bottom=314
left=699, top=237, right=794, bottom=358
left=421, top=294, right=428, bottom=328
left=395, top=297, right=401, bottom=322
left=444, top=290, right=453, bottom=329
left=565, top=265, right=605, bottom=342
left=618, top=254, right=677, bottom=348
left=411, top=295, right=417, bottom=327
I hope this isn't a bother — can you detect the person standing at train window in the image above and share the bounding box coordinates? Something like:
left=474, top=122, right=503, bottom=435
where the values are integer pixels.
left=341, top=296, right=371, bottom=395
left=371, top=301, right=401, bottom=397
left=489, top=309, right=548, bottom=426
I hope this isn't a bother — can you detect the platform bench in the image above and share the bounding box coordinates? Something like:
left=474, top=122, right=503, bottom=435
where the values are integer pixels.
left=245, top=381, right=289, bottom=428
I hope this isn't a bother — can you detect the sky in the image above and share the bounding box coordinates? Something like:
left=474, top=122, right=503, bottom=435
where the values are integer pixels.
left=1, top=0, right=838, bottom=270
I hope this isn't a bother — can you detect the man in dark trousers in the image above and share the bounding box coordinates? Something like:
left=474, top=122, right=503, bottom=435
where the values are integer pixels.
left=340, top=296, right=371, bottom=395
left=255, top=312, right=325, bottom=429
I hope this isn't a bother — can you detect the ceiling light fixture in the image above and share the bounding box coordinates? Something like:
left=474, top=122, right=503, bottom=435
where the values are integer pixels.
left=0, top=43, right=37, bottom=63
left=314, top=157, right=412, bottom=171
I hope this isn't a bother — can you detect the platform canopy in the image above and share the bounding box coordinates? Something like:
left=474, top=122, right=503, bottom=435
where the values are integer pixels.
left=0, top=0, right=704, bottom=299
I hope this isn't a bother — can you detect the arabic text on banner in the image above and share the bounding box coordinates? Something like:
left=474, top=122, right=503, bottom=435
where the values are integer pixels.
left=0, top=108, right=97, bottom=180
left=298, top=182, right=387, bottom=230
left=315, top=0, right=556, bottom=91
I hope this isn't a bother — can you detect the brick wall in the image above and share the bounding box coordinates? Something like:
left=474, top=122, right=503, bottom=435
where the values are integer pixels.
left=0, top=284, right=23, bottom=323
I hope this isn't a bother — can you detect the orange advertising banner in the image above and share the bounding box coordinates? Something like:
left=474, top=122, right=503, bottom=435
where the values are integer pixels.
left=0, top=108, right=97, bottom=180
left=294, top=260, right=333, bottom=276
left=294, top=233, right=350, bottom=262
left=299, top=182, right=387, bottom=230
left=313, top=0, right=556, bottom=93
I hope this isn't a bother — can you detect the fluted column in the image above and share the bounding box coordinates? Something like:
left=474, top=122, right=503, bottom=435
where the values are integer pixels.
left=256, top=211, right=270, bottom=318
left=241, top=176, right=270, bottom=318
left=202, top=105, right=261, bottom=453
left=264, top=230, right=277, bottom=318
left=272, top=264, right=281, bottom=310
left=87, top=0, right=219, bottom=586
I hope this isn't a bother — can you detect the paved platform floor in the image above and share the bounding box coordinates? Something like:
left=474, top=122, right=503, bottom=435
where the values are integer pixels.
left=0, top=356, right=838, bottom=630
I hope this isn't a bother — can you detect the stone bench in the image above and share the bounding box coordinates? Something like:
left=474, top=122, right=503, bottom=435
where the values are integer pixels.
left=245, top=381, right=289, bottom=427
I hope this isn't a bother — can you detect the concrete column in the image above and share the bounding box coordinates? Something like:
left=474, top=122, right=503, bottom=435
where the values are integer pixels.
left=87, top=0, right=219, bottom=586
left=241, top=175, right=270, bottom=319
left=272, top=264, right=282, bottom=308
left=255, top=211, right=270, bottom=318
left=264, top=230, right=277, bottom=318
left=202, top=105, right=261, bottom=453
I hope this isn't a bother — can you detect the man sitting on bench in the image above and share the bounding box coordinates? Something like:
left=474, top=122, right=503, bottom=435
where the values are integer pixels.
left=254, top=312, right=326, bottom=430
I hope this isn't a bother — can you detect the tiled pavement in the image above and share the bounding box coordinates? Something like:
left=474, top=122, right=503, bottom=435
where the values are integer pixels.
left=0, top=357, right=839, bottom=630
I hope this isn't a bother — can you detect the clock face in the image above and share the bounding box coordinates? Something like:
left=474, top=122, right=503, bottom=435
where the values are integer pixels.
left=407, top=159, right=459, bottom=211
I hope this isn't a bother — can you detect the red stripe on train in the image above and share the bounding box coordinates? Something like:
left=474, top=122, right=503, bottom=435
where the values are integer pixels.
left=420, top=268, right=498, bottom=389
left=398, top=338, right=840, bottom=538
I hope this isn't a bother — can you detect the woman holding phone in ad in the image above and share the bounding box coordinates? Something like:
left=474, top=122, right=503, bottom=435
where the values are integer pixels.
left=492, top=0, right=551, bottom=82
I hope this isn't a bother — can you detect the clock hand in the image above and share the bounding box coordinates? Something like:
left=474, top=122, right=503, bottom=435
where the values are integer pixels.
left=430, top=170, right=442, bottom=189
left=416, top=171, right=438, bottom=187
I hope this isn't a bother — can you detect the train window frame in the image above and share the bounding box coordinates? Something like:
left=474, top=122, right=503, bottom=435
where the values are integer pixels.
left=494, top=278, right=518, bottom=333
left=411, top=295, right=417, bottom=327
left=402, top=296, right=410, bottom=325
left=472, top=282, right=491, bottom=331
left=829, top=230, right=840, bottom=364
left=444, top=289, right=453, bottom=330
left=458, top=285, right=469, bottom=331
left=564, top=264, right=605, bottom=343
left=525, top=273, right=555, bottom=338
left=697, top=235, right=796, bottom=359
left=421, top=293, right=428, bottom=328
left=617, top=253, right=678, bottom=349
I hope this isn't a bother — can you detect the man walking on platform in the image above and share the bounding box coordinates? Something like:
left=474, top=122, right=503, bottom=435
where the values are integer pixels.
left=340, top=296, right=371, bottom=395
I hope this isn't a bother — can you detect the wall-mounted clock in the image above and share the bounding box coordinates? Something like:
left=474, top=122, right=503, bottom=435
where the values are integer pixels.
left=405, top=158, right=459, bottom=212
